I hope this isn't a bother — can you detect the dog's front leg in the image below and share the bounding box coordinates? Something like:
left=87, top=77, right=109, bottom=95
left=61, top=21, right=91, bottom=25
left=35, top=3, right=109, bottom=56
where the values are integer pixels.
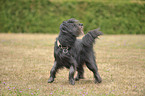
left=69, top=66, right=75, bottom=85
left=48, top=61, right=58, bottom=83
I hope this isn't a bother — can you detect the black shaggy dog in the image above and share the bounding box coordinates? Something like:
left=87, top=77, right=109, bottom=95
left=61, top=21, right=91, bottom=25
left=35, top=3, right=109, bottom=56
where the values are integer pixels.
left=48, top=18, right=102, bottom=85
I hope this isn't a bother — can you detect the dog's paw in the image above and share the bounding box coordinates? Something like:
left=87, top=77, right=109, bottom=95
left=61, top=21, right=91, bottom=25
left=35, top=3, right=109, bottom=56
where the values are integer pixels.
left=75, top=77, right=79, bottom=81
left=95, top=79, right=102, bottom=83
left=69, top=79, right=75, bottom=85
left=75, top=76, right=85, bottom=81
left=95, top=76, right=102, bottom=83
left=48, top=77, right=54, bottom=83
left=74, top=76, right=80, bottom=81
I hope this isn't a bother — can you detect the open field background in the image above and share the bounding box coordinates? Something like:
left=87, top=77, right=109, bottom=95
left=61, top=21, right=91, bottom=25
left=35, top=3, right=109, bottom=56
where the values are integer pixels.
left=0, top=34, right=145, bottom=96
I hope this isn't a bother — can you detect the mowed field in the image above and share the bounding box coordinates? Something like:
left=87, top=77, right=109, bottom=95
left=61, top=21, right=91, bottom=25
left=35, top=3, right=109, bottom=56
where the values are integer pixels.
left=0, top=34, right=145, bottom=96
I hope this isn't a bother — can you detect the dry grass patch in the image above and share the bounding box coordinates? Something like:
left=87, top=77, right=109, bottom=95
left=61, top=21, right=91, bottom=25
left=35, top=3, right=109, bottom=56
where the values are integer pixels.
left=0, top=34, right=145, bottom=96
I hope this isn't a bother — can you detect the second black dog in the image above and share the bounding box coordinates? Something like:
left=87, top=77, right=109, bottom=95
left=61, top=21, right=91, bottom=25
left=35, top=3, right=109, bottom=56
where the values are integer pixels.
left=48, top=18, right=102, bottom=85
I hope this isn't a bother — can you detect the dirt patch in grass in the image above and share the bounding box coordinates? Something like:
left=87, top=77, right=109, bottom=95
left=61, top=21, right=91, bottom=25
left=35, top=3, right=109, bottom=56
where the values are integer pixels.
left=0, top=34, right=145, bottom=96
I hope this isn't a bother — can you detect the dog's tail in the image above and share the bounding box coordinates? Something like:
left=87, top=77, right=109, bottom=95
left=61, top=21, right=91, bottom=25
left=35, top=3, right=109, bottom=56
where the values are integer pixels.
left=82, top=28, right=103, bottom=47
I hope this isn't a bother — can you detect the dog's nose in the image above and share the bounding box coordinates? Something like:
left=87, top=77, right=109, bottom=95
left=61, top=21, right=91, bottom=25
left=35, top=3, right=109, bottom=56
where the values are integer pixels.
left=79, top=23, right=83, bottom=26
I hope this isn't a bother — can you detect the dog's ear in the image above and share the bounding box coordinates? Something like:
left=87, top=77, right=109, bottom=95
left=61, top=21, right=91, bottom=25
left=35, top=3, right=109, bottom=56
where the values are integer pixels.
left=67, top=18, right=79, bottom=24
left=60, top=19, right=81, bottom=36
left=60, top=21, right=70, bottom=33
left=60, top=23, right=70, bottom=34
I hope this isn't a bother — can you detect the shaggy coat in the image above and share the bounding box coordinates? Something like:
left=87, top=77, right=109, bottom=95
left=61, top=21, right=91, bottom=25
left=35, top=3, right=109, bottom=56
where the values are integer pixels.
left=48, top=18, right=102, bottom=85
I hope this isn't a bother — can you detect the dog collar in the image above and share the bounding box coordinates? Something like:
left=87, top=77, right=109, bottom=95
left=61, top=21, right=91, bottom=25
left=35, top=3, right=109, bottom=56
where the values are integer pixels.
left=57, top=40, right=69, bottom=53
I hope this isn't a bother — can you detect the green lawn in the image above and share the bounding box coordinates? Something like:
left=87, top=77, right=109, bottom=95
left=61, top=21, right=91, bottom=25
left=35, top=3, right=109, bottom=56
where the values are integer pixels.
left=0, top=34, right=145, bottom=96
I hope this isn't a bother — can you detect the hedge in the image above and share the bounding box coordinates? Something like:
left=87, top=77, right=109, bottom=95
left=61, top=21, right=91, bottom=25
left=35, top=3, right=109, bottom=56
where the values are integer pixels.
left=0, top=0, right=145, bottom=34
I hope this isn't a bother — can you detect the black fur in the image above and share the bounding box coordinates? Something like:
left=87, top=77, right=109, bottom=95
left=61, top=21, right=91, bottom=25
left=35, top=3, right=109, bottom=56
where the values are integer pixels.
left=48, top=18, right=102, bottom=85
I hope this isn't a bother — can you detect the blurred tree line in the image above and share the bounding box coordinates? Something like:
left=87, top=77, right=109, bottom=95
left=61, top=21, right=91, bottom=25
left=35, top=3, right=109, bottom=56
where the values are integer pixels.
left=0, top=0, right=145, bottom=34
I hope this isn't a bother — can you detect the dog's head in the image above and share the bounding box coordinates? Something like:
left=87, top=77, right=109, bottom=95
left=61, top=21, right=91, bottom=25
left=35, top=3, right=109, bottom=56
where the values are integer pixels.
left=60, top=18, right=84, bottom=37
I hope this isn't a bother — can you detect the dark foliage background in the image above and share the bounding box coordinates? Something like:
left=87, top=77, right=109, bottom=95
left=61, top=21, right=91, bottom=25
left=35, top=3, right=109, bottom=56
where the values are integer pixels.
left=0, top=0, right=145, bottom=34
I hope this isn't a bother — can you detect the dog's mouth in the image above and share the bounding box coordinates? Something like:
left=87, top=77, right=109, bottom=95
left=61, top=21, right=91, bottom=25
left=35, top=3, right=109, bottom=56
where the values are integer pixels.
left=78, top=23, right=84, bottom=35
left=79, top=25, right=84, bottom=35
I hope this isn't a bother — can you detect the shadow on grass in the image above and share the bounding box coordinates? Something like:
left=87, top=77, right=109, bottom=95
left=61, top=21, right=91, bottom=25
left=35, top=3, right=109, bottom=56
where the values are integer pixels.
left=49, top=79, right=98, bottom=85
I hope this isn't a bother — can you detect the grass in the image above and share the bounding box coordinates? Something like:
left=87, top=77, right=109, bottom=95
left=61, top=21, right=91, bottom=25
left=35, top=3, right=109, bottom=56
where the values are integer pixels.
left=0, top=34, right=145, bottom=96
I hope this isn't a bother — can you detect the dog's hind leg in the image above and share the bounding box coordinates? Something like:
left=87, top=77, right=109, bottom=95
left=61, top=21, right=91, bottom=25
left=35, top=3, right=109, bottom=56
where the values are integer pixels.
left=85, top=56, right=102, bottom=83
left=75, top=65, right=84, bottom=81
left=48, top=61, right=59, bottom=83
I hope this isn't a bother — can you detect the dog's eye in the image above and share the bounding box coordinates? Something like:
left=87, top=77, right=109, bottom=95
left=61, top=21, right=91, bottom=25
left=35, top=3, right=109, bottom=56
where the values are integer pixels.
left=79, top=23, right=83, bottom=26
